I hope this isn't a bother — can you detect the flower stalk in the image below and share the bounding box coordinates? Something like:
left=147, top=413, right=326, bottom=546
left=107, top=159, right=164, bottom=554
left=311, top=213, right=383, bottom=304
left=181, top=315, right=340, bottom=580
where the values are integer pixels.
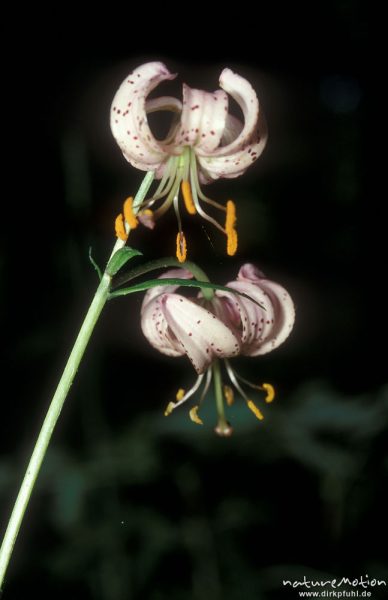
left=0, top=172, right=155, bottom=589
left=213, top=360, right=231, bottom=436
left=0, top=272, right=111, bottom=588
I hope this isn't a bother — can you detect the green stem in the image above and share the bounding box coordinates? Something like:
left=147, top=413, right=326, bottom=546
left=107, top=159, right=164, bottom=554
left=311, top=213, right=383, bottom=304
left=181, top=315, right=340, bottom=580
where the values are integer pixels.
left=0, top=271, right=111, bottom=589
left=132, top=171, right=155, bottom=212
left=0, top=171, right=155, bottom=590
left=212, top=360, right=231, bottom=436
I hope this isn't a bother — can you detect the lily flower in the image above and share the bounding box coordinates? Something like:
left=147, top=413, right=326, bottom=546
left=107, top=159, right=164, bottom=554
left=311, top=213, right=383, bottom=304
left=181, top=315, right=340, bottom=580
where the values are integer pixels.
left=140, top=268, right=241, bottom=373
left=111, top=61, right=267, bottom=261
left=140, top=264, right=295, bottom=435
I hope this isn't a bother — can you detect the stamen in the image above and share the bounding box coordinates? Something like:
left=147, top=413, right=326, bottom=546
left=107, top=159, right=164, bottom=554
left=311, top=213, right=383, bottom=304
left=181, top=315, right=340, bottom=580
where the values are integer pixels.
left=176, top=388, right=185, bottom=401
left=225, top=200, right=238, bottom=256
left=189, top=405, right=203, bottom=425
left=196, top=186, right=227, bottom=212
left=165, top=375, right=205, bottom=416
left=224, top=385, right=234, bottom=406
left=153, top=184, right=177, bottom=219
left=176, top=231, right=187, bottom=263
left=142, top=156, right=178, bottom=209
left=247, top=399, right=264, bottom=421
left=181, top=180, right=197, bottom=215
left=225, top=360, right=249, bottom=401
left=262, top=383, right=275, bottom=403
left=189, top=151, right=226, bottom=234
left=226, top=228, right=238, bottom=256
left=123, top=197, right=139, bottom=229
left=199, top=368, right=213, bottom=405
left=115, top=213, right=128, bottom=241
left=225, top=200, right=237, bottom=232
left=164, top=401, right=176, bottom=417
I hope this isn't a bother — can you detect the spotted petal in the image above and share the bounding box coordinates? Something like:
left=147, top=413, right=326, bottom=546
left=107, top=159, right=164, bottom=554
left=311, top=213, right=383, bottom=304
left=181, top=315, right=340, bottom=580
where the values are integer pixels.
left=196, top=68, right=267, bottom=180
left=141, top=294, right=184, bottom=357
left=216, top=263, right=295, bottom=355
left=175, top=85, right=228, bottom=152
left=110, top=62, right=177, bottom=174
left=161, top=295, right=240, bottom=374
left=140, top=269, right=193, bottom=357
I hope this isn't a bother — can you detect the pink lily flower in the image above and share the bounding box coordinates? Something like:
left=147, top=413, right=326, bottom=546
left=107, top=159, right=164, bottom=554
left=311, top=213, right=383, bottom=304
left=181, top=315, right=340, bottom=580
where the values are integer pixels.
left=140, top=264, right=295, bottom=435
left=111, top=62, right=267, bottom=261
left=140, top=268, right=241, bottom=374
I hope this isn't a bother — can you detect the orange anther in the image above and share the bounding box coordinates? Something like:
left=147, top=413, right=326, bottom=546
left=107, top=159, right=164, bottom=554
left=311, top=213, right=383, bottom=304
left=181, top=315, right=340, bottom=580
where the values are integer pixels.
left=123, top=196, right=139, bottom=229
left=226, top=227, right=238, bottom=256
left=181, top=180, right=196, bottom=215
left=115, top=213, right=128, bottom=241
left=176, top=231, right=187, bottom=263
left=247, top=399, right=264, bottom=421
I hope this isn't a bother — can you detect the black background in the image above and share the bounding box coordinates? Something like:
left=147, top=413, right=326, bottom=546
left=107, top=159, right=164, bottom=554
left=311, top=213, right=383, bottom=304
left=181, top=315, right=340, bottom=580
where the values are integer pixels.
left=2, top=4, right=386, bottom=600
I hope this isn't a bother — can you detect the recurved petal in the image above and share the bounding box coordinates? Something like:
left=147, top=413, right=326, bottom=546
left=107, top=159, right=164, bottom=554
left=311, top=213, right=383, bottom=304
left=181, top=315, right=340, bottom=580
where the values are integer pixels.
left=195, top=70, right=267, bottom=179
left=146, top=96, right=182, bottom=145
left=215, top=68, right=262, bottom=155
left=237, top=263, right=265, bottom=282
left=221, top=114, right=243, bottom=145
left=174, top=85, right=228, bottom=152
left=140, top=270, right=194, bottom=358
left=161, top=295, right=240, bottom=374
left=247, top=278, right=295, bottom=355
left=196, top=126, right=267, bottom=180
left=146, top=96, right=182, bottom=114
left=141, top=293, right=184, bottom=357
left=215, top=282, right=275, bottom=347
left=216, top=263, right=295, bottom=356
left=111, top=62, right=177, bottom=172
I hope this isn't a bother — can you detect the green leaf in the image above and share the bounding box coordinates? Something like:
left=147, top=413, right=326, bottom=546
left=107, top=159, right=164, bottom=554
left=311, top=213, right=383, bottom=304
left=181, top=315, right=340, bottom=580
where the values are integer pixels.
left=112, top=256, right=211, bottom=296
left=88, top=247, right=102, bottom=281
left=106, top=247, right=142, bottom=277
left=108, top=278, right=265, bottom=309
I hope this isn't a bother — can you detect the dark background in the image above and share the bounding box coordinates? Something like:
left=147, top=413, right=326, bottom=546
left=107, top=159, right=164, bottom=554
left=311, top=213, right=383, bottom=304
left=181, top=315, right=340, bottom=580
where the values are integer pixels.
left=2, top=4, right=386, bottom=599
